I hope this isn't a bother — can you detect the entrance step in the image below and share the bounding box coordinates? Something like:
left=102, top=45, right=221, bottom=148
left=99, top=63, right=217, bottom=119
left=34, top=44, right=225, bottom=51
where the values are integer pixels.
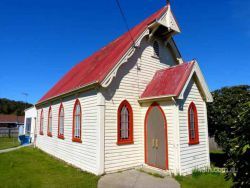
left=138, top=165, right=172, bottom=178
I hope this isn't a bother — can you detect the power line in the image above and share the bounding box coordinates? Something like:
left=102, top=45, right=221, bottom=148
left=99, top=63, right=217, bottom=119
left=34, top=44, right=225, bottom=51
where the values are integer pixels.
left=115, top=0, right=136, bottom=47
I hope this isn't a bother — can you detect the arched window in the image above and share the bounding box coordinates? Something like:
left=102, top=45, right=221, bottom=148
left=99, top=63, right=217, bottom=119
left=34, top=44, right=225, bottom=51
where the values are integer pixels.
left=188, top=102, right=199, bottom=145
left=58, top=103, right=64, bottom=139
left=72, top=99, right=82, bottom=143
left=117, top=100, right=133, bottom=145
left=47, top=107, right=52, bottom=137
left=40, top=109, right=44, bottom=135
left=153, top=41, right=160, bottom=57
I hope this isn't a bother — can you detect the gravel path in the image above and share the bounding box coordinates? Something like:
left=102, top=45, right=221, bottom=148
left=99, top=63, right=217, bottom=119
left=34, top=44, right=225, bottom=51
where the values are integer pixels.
left=0, top=144, right=33, bottom=154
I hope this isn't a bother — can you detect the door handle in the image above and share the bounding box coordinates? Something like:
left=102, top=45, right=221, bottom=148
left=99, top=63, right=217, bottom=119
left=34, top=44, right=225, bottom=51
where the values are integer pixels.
left=152, top=139, right=155, bottom=148
left=155, top=139, right=159, bottom=149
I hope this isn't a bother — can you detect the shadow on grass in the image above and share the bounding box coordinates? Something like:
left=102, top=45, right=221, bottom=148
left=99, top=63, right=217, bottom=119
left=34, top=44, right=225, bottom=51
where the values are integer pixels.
left=210, top=151, right=227, bottom=168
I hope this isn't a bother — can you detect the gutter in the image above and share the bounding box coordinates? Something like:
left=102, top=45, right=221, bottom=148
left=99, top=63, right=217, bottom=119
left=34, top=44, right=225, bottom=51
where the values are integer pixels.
left=138, top=94, right=176, bottom=103
left=35, top=81, right=99, bottom=107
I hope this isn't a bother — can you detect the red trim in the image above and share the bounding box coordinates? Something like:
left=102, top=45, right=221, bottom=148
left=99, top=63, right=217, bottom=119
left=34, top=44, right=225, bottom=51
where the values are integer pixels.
left=72, top=99, right=82, bottom=143
left=47, top=106, right=52, bottom=137
left=58, top=103, right=64, bottom=139
left=117, top=100, right=134, bottom=145
left=188, top=102, right=199, bottom=145
left=144, top=102, right=169, bottom=170
left=39, top=109, right=44, bottom=135
left=72, top=137, right=82, bottom=143
left=58, top=135, right=64, bottom=139
left=47, top=132, right=52, bottom=137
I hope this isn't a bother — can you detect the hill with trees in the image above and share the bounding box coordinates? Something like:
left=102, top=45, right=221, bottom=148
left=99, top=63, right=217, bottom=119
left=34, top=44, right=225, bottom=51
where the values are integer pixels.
left=0, top=98, right=33, bottom=116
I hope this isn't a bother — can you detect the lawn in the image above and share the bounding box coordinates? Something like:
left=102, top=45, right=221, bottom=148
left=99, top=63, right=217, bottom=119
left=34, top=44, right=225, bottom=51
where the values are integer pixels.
left=175, top=150, right=233, bottom=188
left=0, top=147, right=99, bottom=188
left=0, top=137, right=20, bottom=150
left=175, top=172, right=232, bottom=188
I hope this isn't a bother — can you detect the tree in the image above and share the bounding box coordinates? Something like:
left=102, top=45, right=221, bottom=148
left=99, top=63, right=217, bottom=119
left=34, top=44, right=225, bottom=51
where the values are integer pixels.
left=0, top=98, right=33, bottom=116
left=225, top=102, right=250, bottom=187
left=207, top=85, right=250, bottom=187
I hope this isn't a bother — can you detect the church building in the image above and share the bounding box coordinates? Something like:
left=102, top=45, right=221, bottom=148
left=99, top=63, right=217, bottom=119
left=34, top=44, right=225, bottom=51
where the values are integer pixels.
left=35, top=4, right=213, bottom=175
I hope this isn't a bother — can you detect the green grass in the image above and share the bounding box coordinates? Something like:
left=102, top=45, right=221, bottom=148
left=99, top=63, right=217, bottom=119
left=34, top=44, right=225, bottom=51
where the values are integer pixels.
left=210, top=150, right=224, bottom=154
left=175, top=151, right=232, bottom=188
left=175, top=171, right=232, bottom=188
left=0, top=137, right=20, bottom=150
left=0, top=147, right=99, bottom=188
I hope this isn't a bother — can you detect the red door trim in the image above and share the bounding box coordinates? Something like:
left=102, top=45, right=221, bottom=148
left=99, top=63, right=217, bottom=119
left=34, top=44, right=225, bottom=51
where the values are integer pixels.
left=144, top=102, right=169, bottom=170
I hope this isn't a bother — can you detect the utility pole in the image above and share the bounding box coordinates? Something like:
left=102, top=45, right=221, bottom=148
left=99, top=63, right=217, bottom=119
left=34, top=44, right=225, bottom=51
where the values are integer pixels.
left=22, top=92, right=29, bottom=110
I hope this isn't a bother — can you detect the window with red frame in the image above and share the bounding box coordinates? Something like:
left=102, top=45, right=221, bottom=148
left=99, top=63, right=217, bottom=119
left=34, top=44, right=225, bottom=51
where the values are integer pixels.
left=188, top=102, right=199, bottom=145
left=47, top=107, right=52, bottom=137
left=117, top=100, right=133, bottom=145
left=40, top=109, right=44, bottom=135
left=72, top=99, right=82, bottom=143
left=58, top=103, right=64, bottom=139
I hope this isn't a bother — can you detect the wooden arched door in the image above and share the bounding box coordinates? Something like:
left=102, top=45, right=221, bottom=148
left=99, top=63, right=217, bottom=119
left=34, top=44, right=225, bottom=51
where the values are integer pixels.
left=145, top=103, right=168, bottom=170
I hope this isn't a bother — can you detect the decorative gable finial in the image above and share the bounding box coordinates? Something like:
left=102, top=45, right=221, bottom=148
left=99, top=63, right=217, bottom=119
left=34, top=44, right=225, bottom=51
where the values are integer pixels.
left=164, top=0, right=181, bottom=33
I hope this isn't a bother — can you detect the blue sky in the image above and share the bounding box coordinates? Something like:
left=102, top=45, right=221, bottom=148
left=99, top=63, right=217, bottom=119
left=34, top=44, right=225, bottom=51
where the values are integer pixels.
left=0, top=0, right=249, bottom=104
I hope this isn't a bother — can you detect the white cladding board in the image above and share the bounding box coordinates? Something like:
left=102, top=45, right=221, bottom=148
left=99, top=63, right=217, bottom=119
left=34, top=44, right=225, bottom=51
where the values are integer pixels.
left=36, top=90, right=99, bottom=174
left=178, top=79, right=210, bottom=175
left=24, top=106, right=37, bottom=141
left=101, top=37, right=178, bottom=173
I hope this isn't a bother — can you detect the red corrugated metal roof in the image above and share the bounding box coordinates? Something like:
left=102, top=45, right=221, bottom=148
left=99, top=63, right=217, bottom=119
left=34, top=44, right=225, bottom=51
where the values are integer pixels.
left=38, top=6, right=167, bottom=103
left=0, top=114, right=24, bottom=124
left=140, top=61, right=195, bottom=99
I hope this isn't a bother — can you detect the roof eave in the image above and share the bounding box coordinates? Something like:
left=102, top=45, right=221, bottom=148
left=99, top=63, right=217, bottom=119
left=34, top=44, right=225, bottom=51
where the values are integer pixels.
left=100, top=28, right=150, bottom=88
left=36, top=81, right=99, bottom=107
left=24, top=105, right=35, bottom=112
left=0, top=122, right=19, bottom=124
left=177, top=61, right=213, bottom=102
left=138, top=94, right=176, bottom=103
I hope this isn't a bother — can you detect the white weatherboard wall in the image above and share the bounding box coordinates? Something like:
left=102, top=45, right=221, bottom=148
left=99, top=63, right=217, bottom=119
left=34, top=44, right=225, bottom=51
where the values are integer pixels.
left=36, top=90, right=99, bottom=175
left=101, top=37, right=178, bottom=173
left=178, top=78, right=210, bottom=175
left=24, top=106, right=37, bottom=141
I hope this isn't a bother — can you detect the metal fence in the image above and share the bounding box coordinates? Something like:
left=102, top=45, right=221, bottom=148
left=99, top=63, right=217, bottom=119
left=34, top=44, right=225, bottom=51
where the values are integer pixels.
left=0, top=127, right=19, bottom=138
left=209, top=136, right=222, bottom=151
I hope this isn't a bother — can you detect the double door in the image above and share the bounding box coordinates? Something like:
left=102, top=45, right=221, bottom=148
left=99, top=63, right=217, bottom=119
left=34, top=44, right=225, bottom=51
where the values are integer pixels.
left=145, top=105, right=167, bottom=170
